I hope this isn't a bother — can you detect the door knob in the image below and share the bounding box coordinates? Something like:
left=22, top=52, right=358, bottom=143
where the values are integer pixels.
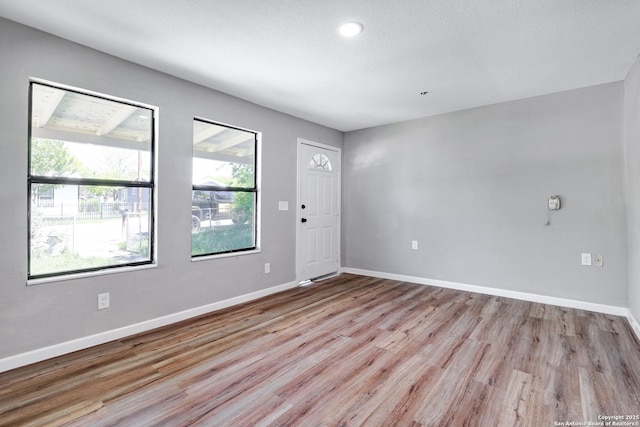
left=301, top=204, right=306, bottom=209
left=301, top=218, right=307, bottom=223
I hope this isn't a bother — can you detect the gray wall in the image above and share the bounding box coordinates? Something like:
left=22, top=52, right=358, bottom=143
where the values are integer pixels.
left=0, top=18, right=343, bottom=358
left=624, top=57, right=640, bottom=321
left=343, top=82, right=628, bottom=306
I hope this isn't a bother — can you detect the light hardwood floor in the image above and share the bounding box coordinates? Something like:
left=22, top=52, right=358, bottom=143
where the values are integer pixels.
left=1, top=274, right=639, bottom=426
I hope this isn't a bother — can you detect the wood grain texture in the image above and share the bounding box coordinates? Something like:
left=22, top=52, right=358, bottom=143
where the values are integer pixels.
left=1, top=273, right=639, bottom=426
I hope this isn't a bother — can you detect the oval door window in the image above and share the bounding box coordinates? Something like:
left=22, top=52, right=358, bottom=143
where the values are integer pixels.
left=308, top=153, right=332, bottom=171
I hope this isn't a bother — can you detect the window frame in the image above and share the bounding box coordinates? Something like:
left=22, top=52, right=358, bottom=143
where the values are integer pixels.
left=27, top=81, right=157, bottom=280
left=191, top=118, right=259, bottom=258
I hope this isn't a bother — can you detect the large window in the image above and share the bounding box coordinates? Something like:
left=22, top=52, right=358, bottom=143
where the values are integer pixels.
left=28, top=82, right=155, bottom=279
left=192, top=119, right=258, bottom=257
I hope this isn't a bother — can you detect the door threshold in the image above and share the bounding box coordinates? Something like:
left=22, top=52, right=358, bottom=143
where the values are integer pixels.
left=299, top=272, right=340, bottom=287
left=313, top=272, right=340, bottom=281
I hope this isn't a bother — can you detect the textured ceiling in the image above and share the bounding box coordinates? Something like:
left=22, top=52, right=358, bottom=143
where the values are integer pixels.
left=2, top=0, right=640, bottom=132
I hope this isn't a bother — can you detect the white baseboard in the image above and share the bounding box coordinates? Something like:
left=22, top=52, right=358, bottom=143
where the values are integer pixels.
left=628, top=312, right=640, bottom=343
left=341, top=267, right=629, bottom=317
left=0, top=280, right=299, bottom=374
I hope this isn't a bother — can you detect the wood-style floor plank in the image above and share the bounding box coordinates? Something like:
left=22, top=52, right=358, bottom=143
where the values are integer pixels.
left=1, top=273, right=639, bottom=426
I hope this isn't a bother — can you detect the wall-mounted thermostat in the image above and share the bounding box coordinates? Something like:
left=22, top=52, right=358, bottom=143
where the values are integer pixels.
left=548, top=195, right=561, bottom=210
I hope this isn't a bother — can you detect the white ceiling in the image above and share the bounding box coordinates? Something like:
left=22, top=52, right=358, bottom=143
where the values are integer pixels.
left=2, top=0, right=640, bottom=132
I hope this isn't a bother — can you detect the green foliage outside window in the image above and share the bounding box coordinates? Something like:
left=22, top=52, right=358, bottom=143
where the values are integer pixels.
left=191, top=223, right=254, bottom=255
left=31, top=139, right=80, bottom=178
left=231, top=163, right=255, bottom=224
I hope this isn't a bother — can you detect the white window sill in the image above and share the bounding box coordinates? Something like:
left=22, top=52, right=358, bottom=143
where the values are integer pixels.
left=27, top=263, right=158, bottom=286
left=191, top=248, right=260, bottom=262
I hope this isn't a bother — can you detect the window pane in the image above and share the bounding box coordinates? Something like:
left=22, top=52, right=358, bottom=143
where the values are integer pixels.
left=192, top=121, right=255, bottom=188
left=191, top=192, right=256, bottom=255
left=308, top=153, right=333, bottom=171
left=192, top=119, right=258, bottom=257
left=30, top=83, right=152, bottom=181
left=30, top=184, right=151, bottom=277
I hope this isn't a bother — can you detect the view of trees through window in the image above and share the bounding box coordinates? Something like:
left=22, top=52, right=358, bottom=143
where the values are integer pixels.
left=191, top=120, right=258, bottom=256
left=29, top=82, right=154, bottom=278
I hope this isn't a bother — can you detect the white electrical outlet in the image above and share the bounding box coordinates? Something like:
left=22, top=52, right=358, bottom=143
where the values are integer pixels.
left=412, top=240, right=418, bottom=250
left=265, top=263, right=271, bottom=274
left=581, top=253, right=592, bottom=266
left=98, top=293, right=110, bottom=310
left=594, top=255, right=603, bottom=267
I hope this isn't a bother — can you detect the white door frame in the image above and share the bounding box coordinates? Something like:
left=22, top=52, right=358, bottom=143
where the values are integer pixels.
left=296, top=138, right=341, bottom=282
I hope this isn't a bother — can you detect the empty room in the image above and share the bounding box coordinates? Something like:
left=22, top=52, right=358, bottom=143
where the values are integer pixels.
left=1, top=1, right=640, bottom=426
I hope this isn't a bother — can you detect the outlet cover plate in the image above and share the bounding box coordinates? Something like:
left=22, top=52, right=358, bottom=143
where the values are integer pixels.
left=98, top=293, right=110, bottom=310
left=594, top=255, right=603, bottom=267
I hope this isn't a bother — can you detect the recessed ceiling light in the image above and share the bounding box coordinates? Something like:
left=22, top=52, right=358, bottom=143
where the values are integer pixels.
left=339, top=22, right=363, bottom=37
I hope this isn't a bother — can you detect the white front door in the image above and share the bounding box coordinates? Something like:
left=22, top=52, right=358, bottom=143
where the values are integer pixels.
left=297, top=140, right=340, bottom=281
